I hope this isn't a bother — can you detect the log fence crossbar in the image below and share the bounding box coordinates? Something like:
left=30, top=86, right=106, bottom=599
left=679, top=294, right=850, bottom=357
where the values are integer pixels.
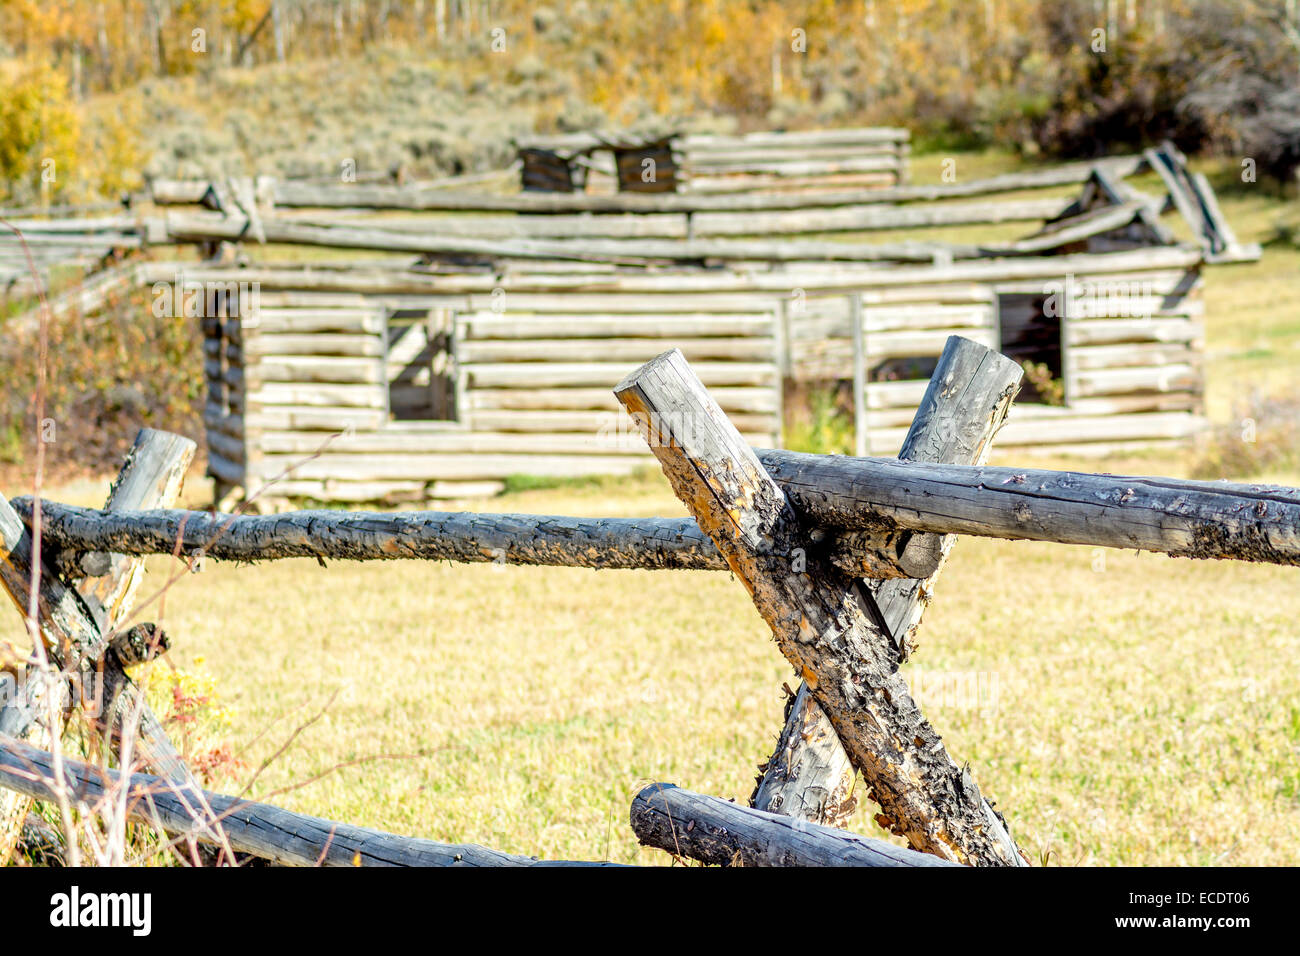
left=0, top=335, right=1293, bottom=868
left=19, top=461, right=1300, bottom=571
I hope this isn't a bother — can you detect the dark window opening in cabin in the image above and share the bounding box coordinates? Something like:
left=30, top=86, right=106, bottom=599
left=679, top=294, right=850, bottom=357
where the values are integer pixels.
left=997, top=292, right=1064, bottom=405
left=386, top=308, right=457, bottom=421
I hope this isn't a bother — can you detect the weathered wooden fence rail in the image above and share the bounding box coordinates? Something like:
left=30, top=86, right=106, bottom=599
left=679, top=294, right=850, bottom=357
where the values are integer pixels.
left=22, top=459, right=1300, bottom=571
left=0, top=736, right=610, bottom=867
left=630, top=784, right=957, bottom=867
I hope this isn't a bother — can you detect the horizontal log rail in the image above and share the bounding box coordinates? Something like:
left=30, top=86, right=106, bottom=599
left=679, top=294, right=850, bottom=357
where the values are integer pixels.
left=15, top=501, right=938, bottom=579
left=20, top=455, right=1300, bottom=570
left=0, top=734, right=613, bottom=867
left=753, top=452, right=1300, bottom=566
left=630, top=784, right=959, bottom=867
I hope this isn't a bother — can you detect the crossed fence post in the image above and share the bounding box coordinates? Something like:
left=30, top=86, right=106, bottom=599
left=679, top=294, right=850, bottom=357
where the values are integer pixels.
left=751, top=337, right=1024, bottom=827
left=0, top=428, right=201, bottom=863
left=615, top=340, right=1028, bottom=865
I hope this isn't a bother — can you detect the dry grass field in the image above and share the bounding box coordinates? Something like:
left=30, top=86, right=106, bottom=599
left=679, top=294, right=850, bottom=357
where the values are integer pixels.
left=4, top=152, right=1298, bottom=866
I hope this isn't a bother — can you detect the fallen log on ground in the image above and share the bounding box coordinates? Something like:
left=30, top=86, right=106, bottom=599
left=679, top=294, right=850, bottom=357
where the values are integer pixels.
left=631, top=783, right=959, bottom=867
left=753, top=452, right=1300, bottom=567
left=16, top=503, right=939, bottom=579
left=0, top=734, right=613, bottom=867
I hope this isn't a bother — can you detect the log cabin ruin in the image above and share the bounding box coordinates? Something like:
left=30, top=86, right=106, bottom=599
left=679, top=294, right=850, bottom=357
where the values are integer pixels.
left=4, top=128, right=1259, bottom=506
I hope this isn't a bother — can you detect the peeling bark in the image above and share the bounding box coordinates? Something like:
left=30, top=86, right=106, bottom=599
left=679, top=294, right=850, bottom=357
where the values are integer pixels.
left=755, top=451, right=1300, bottom=566
left=631, top=783, right=959, bottom=867
left=0, top=429, right=196, bottom=864
left=752, top=336, right=1022, bottom=830
left=0, top=736, right=613, bottom=867
left=21, top=504, right=925, bottom=578
left=615, top=348, right=1026, bottom=866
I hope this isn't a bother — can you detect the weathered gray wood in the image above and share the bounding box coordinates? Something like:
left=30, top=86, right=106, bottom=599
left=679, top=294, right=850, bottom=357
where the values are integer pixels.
left=869, top=339, right=1025, bottom=655
left=750, top=681, right=857, bottom=828
left=0, top=429, right=196, bottom=864
left=75, top=430, right=197, bottom=784
left=755, top=451, right=1300, bottom=565
left=614, top=348, right=1025, bottom=865
left=631, top=783, right=959, bottom=867
left=153, top=154, right=1135, bottom=215
left=134, top=246, right=1203, bottom=297
left=0, top=735, right=612, bottom=867
left=18, top=504, right=930, bottom=580
left=752, top=337, right=1023, bottom=829
left=163, top=209, right=1067, bottom=263
left=30, top=446, right=1284, bottom=570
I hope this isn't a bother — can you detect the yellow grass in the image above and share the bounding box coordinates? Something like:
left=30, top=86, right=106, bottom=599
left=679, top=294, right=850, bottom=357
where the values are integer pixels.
left=5, top=152, right=1300, bottom=866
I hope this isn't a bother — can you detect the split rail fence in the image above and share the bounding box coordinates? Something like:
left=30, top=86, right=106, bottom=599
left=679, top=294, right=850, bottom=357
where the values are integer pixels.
left=2, top=336, right=1297, bottom=866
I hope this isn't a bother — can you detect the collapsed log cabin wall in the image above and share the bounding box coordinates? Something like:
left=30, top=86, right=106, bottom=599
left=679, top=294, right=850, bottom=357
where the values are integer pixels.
left=202, top=283, right=784, bottom=503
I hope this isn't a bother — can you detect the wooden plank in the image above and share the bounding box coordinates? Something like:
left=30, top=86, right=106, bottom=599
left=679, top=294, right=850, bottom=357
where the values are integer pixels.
left=255, top=428, right=777, bottom=457
left=1065, top=318, right=1201, bottom=347
left=683, top=155, right=905, bottom=176
left=252, top=309, right=387, bottom=334
left=860, top=303, right=995, bottom=333
left=256, top=383, right=387, bottom=408
left=851, top=295, right=868, bottom=457
left=257, top=355, right=384, bottom=385
left=254, top=406, right=387, bottom=431
left=0, top=736, right=611, bottom=867
left=995, top=410, right=1204, bottom=445
left=252, top=453, right=650, bottom=483
left=456, top=337, right=775, bottom=364
left=467, top=409, right=778, bottom=434
left=688, top=172, right=896, bottom=194
left=245, top=333, right=384, bottom=357
left=685, top=129, right=909, bottom=149
left=1069, top=342, right=1198, bottom=371
left=205, top=450, right=245, bottom=485
left=459, top=312, right=774, bottom=339
left=464, top=385, right=780, bottom=414
left=862, top=327, right=998, bottom=362
left=615, top=349, right=1026, bottom=866
left=865, top=380, right=931, bottom=410
left=165, top=153, right=1154, bottom=217
left=465, top=361, right=777, bottom=389
left=631, top=783, right=957, bottom=867
left=1072, top=364, right=1200, bottom=397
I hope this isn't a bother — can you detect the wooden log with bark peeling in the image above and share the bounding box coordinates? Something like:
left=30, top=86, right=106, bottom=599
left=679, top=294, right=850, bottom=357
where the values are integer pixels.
left=751, top=336, right=1023, bottom=828
left=631, top=783, right=959, bottom=867
left=614, top=348, right=1026, bottom=866
left=753, top=452, right=1300, bottom=566
left=0, top=429, right=196, bottom=864
left=20, top=504, right=934, bottom=579
left=0, top=735, right=612, bottom=867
